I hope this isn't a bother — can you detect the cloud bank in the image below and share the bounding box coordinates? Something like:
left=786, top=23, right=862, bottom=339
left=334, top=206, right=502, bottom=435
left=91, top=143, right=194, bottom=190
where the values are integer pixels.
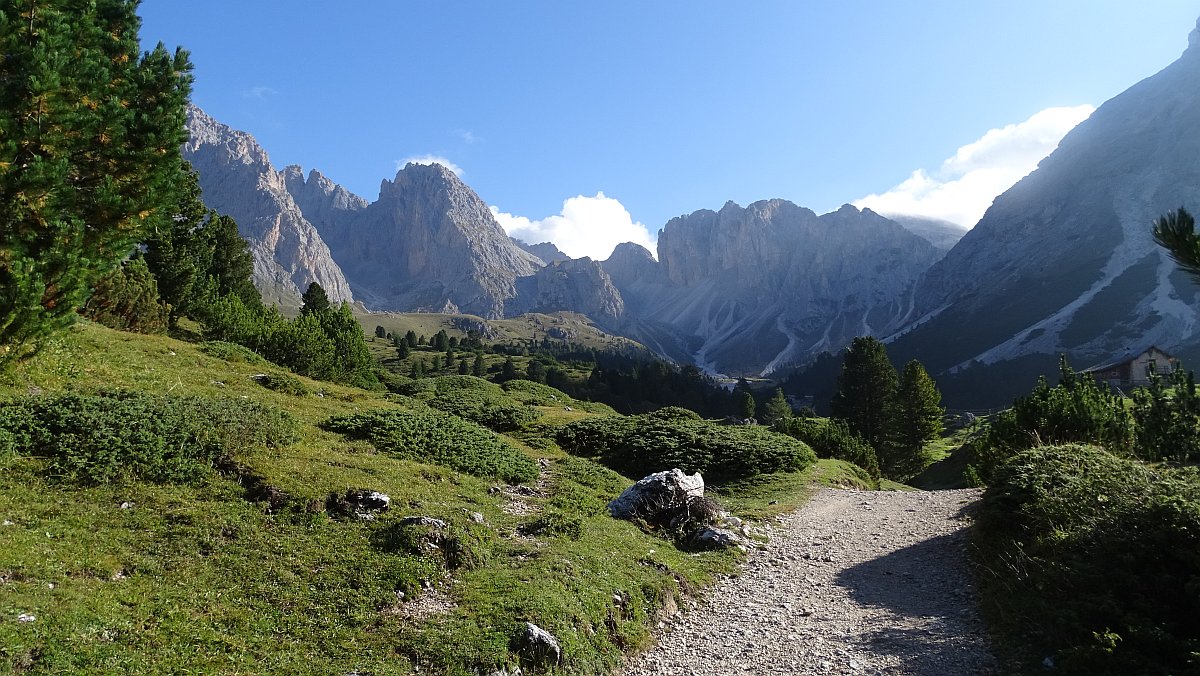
left=855, top=105, right=1095, bottom=227
left=491, top=192, right=657, bottom=261
left=396, top=155, right=464, bottom=177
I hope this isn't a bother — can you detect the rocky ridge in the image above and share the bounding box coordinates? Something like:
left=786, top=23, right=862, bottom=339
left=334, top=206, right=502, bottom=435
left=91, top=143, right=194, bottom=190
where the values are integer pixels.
left=182, top=105, right=354, bottom=306
left=604, top=201, right=940, bottom=376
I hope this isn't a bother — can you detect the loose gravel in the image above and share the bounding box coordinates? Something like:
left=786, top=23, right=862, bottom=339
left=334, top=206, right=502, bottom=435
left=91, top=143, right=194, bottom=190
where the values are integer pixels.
left=624, top=488, right=996, bottom=675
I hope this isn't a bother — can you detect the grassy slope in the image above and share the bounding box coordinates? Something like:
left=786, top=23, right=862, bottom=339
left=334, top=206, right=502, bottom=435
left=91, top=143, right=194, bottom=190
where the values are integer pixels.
left=356, top=310, right=647, bottom=355
left=0, top=322, right=841, bottom=674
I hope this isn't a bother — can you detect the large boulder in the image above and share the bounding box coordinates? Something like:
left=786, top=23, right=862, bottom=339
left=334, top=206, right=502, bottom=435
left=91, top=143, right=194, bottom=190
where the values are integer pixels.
left=608, top=469, right=705, bottom=522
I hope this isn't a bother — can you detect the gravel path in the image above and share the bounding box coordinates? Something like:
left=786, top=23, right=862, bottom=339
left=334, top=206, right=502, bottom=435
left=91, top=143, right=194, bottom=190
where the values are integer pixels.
left=625, top=488, right=996, bottom=675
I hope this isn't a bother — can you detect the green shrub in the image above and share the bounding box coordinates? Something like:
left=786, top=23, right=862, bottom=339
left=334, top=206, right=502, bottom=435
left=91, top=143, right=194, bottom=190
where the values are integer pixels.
left=519, top=511, right=584, bottom=540
left=255, top=372, right=309, bottom=396
left=774, top=416, right=880, bottom=486
left=976, top=444, right=1200, bottom=673
left=556, top=413, right=814, bottom=484
left=323, top=408, right=538, bottom=484
left=0, top=391, right=298, bottom=484
left=980, top=357, right=1133, bottom=481
left=501, top=379, right=571, bottom=406
left=200, top=340, right=268, bottom=365
left=398, top=376, right=540, bottom=432
left=80, top=256, right=169, bottom=334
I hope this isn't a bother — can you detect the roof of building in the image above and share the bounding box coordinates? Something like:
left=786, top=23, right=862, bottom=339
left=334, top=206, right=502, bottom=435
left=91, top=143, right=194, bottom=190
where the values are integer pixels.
left=1081, top=345, right=1177, bottom=374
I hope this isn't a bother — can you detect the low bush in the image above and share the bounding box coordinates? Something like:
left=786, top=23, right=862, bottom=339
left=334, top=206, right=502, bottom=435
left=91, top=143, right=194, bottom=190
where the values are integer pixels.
left=975, top=444, right=1200, bottom=673
left=396, top=376, right=540, bottom=432
left=0, top=391, right=298, bottom=484
left=200, top=340, right=268, bottom=365
left=774, top=416, right=880, bottom=486
left=254, top=372, right=309, bottom=396
left=323, top=408, right=539, bottom=484
left=979, top=358, right=1133, bottom=481
left=555, top=412, right=815, bottom=484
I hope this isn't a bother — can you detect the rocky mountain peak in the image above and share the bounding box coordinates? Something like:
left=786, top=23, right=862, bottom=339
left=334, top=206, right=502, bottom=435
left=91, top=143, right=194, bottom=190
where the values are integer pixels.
left=182, top=106, right=354, bottom=306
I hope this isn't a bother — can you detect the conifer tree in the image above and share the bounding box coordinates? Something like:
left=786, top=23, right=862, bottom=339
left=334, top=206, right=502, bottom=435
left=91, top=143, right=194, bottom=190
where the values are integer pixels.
left=526, top=360, right=547, bottom=383
left=81, top=256, right=169, bottom=334
left=886, top=359, right=944, bottom=478
left=300, top=282, right=330, bottom=315
left=761, top=388, right=793, bottom=424
left=405, top=330, right=418, bottom=348
left=500, top=356, right=517, bottom=382
left=473, top=353, right=487, bottom=377
left=1, top=1, right=193, bottom=364
left=375, top=325, right=387, bottom=339
left=457, top=359, right=469, bottom=375
left=736, top=391, right=756, bottom=420
left=831, top=336, right=898, bottom=453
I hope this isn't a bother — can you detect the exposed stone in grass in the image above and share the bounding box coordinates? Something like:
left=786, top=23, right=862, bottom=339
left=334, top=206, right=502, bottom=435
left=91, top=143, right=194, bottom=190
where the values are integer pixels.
left=512, top=621, right=562, bottom=668
left=326, top=489, right=391, bottom=520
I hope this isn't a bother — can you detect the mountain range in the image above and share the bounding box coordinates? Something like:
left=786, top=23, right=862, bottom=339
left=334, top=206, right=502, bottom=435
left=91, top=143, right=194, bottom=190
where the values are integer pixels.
left=183, top=15, right=1200, bottom=406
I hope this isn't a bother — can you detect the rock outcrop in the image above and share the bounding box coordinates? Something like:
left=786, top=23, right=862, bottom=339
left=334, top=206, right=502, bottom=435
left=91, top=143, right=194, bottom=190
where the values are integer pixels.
left=182, top=105, right=354, bottom=306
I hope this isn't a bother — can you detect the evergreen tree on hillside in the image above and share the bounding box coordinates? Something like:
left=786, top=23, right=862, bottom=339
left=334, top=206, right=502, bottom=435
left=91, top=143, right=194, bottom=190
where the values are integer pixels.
left=81, top=256, right=169, bottom=334
left=405, top=330, right=418, bottom=348
left=0, top=1, right=193, bottom=364
left=886, top=360, right=944, bottom=478
left=831, top=337, right=898, bottom=453
left=473, top=353, right=487, bottom=377
left=300, top=282, right=330, bottom=315
left=736, top=391, right=756, bottom=420
left=761, top=388, right=793, bottom=424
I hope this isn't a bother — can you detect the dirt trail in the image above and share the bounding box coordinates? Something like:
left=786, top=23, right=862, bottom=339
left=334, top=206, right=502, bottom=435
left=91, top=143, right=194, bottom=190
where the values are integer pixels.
left=624, top=488, right=996, bottom=675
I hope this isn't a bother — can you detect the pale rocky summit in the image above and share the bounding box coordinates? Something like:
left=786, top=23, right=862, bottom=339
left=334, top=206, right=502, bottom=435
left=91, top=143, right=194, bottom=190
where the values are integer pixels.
left=893, top=15, right=1200, bottom=380
left=515, top=240, right=569, bottom=264
left=318, top=163, right=544, bottom=318
left=508, top=258, right=625, bottom=321
left=182, top=105, right=354, bottom=306
left=605, top=201, right=939, bottom=375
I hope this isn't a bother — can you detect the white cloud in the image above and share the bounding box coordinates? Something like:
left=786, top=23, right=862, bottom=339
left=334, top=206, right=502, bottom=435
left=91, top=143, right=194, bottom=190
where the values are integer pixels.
left=855, top=105, right=1095, bottom=227
left=242, top=86, right=278, bottom=100
left=396, top=155, right=464, bottom=177
left=491, top=192, right=657, bottom=261
left=455, top=129, right=480, bottom=144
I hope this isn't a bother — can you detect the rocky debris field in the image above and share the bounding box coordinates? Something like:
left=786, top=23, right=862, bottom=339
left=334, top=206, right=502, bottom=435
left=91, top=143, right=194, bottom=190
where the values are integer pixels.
left=625, top=488, right=996, bottom=675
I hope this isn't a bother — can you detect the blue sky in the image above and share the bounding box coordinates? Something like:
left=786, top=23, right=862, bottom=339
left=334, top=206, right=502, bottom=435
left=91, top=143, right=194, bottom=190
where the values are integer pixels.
left=140, top=2, right=1199, bottom=259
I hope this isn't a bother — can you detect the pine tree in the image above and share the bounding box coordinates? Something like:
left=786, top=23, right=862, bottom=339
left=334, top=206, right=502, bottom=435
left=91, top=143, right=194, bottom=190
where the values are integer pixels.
left=886, top=360, right=944, bottom=478
left=81, top=256, right=169, bottom=334
left=1, top=1, right=193, bottom=364
left=1153, top=207, right=1200, bottom=282
left=457, top=359, right=470, bottom=375
left=396, top=341, right=410, bottom=360
left=761, top=388, right=793, bottom=424
left=526, top=360, right=547, bottom=383
left=300, top=282, right=330, bottom=315
left=831, top=336, right=898, bottom=453
left=473, top=353, right=487, bottom=377
left=736, top=391, right=756, bottom=420
left=405, top=330, right=418, bottom=348
left=432, top=329, right=450, bottom=351
left=375, top=325, right=387, bottom=339
left=500, top=356, right=517, bottom=382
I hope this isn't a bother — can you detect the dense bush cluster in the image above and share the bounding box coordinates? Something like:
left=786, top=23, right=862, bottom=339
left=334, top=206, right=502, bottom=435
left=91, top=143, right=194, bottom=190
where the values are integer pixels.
left=0, top=391, right=298, bottom=484
left=555, top=408, right=815, bottom=484
left=774, top=416, right=880, bottom=485
left=323, top=408, right=538, bottom=484
left=976, top=444, right=1200, bottom=673
left=393, top=376, right=541, bottom=432
left=979, top=357, right=1135, bottom=481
